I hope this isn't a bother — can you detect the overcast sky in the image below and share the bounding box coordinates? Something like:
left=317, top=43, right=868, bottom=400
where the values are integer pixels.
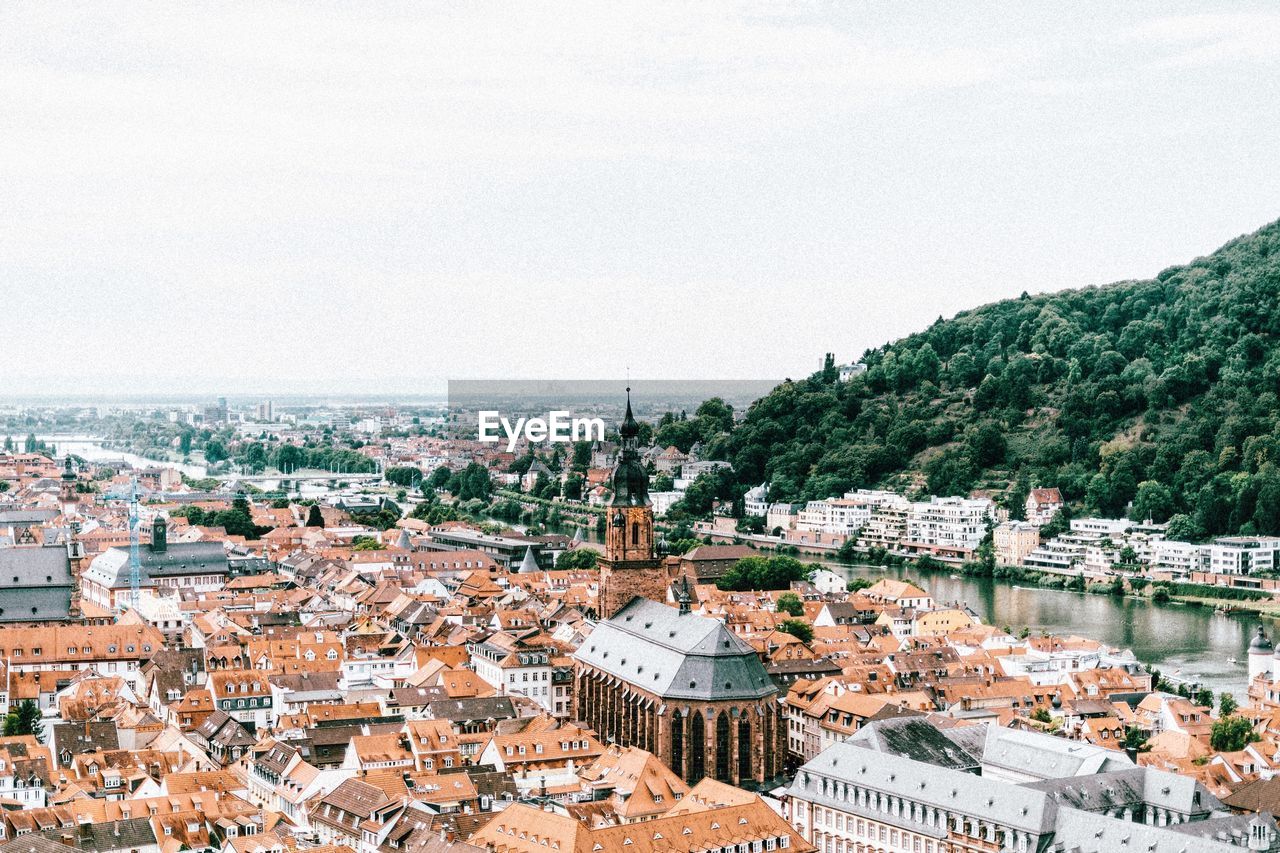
left=3, top=2, right=1279, bottom=396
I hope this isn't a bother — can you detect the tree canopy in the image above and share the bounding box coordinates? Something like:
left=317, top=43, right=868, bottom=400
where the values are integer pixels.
left=708, top=220, right=1280, bottom=538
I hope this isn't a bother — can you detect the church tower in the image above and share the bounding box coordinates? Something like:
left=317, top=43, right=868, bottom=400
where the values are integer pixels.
left=60, top=455, right=79, bottom=515
left=598, top=389, right=669, bottom=618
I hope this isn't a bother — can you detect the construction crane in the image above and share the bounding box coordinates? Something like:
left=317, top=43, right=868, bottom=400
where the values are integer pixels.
left=125, top=478, right=142, bottom=611
left=100, top=477, right=144, bottom=611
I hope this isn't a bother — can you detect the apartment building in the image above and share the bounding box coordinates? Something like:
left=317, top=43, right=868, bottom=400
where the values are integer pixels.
left=797, top=499, right=870, bottom=536
left=858, top=494, right=912, bottom=551
left=904, top=497, right=993, bottom=558
left=994, top=521, right=1039, bottom=566
left=1208, top=537, right=1280, bottom=575
left=1152, top=539, right=1207, bottom=576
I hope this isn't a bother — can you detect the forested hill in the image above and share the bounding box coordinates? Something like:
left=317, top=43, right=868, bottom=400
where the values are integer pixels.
left=722, top=218, right=1280, bottom=541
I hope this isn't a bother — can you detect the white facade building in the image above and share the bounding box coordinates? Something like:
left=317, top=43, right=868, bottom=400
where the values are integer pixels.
left=905, top=497, right=994, bottom=555
left=1208, top=537, right=1280, bottom=575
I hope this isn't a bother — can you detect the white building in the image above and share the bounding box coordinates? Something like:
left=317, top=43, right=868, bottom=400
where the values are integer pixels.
left=905, top=497, right=993, bottom=556
left=1152, top=540, right=1207, bottom=576
left=1208, top=537, right=1280, bottom=575
left=743, top=483, right=769, bottom=517
left=859, top=493, right=912, bottom=550
left=797, top=499, right=870, bottom=536
left=650, top=491, right=683, bottom=518
left=767, top=502, right=799, bottom=533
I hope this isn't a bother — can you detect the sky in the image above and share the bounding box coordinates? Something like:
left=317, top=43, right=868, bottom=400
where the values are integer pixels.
left=3, top=2, right=1280, bottom=397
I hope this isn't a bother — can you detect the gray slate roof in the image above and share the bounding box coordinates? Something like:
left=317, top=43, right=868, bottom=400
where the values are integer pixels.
left=84, top=540, right=229, bottom=589
left=0, top=545, right=73, bottom=623
left=1046, top=806, right=1241, bottom=852
left=968, top=723, right=1134, bottom=780
left=791, top=740, right=1057, bottom=837
left=573, top=597, right=778, bottom=702
left=1024, top=766, right=1221, bottom=818
left=40, top=818, right=157, bottom=853
left=846, top=717, right=980, bottom=772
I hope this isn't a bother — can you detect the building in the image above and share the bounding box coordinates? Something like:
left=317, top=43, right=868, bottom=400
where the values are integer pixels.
left=1152, top=539, right=1205, bottom=576
left=787, top=724, right=1250, bottom=853
left=598, top=390, right=670, bottom=620
left=743, top=483, right=769, bottom=517
left=472, top=779, right=812, bottom=853
left=572, top=595, right=785, bottom=787
left=767, top=503, right=799, bottom=534
left=1025, top=488, right=1064, bottom=525
left=0, top=545, right=77, bottom=625
left=647, top=490, right=681, bottom=518
left=469, top=635, right=554, bottom=713
left=0, top=623, right=165, bottom=696
left=206, top=670, right=274, bottom=732
left=796, top=500, right=868, bottom=537
left=423, top=527, right=549, bottom=571
left=678, top=544, right=753, bottom=584
left=904, top=497, right=993, bottom=559
left=81, top=518, right=230, bottom=610
left=1208, top=537, right=1280, bottom=575
left=993, top=521, right=1040, bottom=566
left=858, top=494, right=912, bottom=551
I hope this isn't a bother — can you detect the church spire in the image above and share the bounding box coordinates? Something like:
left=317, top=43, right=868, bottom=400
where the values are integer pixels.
left=620, top=387, right=639, bottom=443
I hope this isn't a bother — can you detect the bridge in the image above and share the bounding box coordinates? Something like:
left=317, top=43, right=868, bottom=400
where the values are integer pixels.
left=212, top=468, right=384, bottom=489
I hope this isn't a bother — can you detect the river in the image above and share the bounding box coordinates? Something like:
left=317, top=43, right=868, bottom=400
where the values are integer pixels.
left=830, top=561, right=1260, bottom=698
left=5, top=434, right=208, bottom=478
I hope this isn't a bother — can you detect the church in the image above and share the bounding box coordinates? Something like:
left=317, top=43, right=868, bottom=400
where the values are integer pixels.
left=573, top=391, right=785, bottom=787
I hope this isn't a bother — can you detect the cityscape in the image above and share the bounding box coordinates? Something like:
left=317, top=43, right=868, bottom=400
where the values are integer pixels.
left=6, top=4, right=1280, bottom=853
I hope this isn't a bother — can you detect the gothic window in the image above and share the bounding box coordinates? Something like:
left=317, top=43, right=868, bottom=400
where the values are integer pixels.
left=671, top=711, right=684, bottom=778
left=631, top=522, right=639, bottom=546
left=689, top=712, right=705, bottom=783
left=738, top=717, right=752, bottom=781
left=715, top=712, right=731, bottom=782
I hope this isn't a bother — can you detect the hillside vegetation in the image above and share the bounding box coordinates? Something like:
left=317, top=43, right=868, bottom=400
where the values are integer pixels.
left=719, top=219, right=1280, bottom=541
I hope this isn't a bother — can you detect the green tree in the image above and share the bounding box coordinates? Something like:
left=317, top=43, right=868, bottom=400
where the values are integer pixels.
left=556, top=549, right=599, bottom=570
left=846, top=577, right=873, bottom=593
left=563, top=474, right=583, bottom=501
left=2, top=699, right=42, bottom=739
left=1130, top=480, right=1175, bottom=523
left=966, top=421, right=1007, bottom=467
left=306, top=504, right=325, bottom=527
left=1210, top=715, right=1259, bottom=752
left=775, top=592, right=805, bottom=617
left=1122, top=726, right=1151, bottom=753
left=717, top=555, right=811, bottom=591
left=1219, top=693, right=1238, bottom=718
left=385, top=466, right=423, bottom=487
left=777, top=619, right=814, bottom=643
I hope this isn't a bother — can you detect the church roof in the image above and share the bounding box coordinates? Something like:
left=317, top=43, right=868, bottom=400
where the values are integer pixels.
left=573, top=598, right=778, bottom=702
left=0, top=545, right=74, bottom=623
